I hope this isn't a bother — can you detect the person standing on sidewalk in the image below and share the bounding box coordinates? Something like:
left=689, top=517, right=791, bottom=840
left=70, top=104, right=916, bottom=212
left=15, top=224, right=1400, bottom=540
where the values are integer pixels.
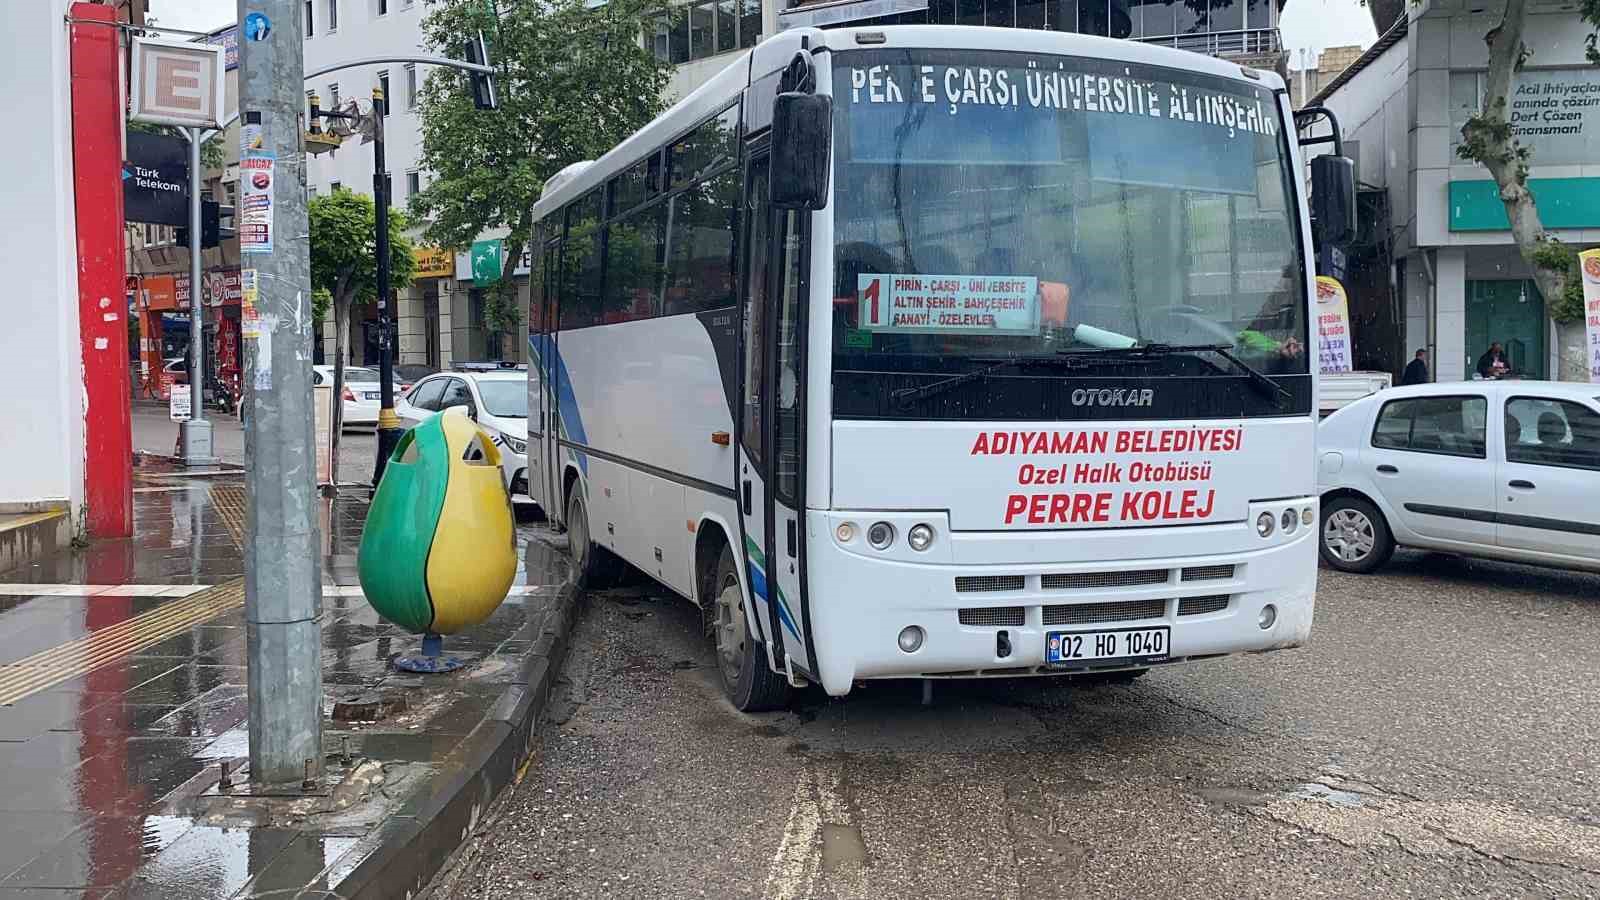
left=1401, top=348, right=1430, bottom=385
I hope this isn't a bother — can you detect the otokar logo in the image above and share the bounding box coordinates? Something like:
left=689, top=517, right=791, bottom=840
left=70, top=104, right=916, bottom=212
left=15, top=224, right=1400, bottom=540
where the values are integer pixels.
left=1070, top=388, right=1155, bottom=408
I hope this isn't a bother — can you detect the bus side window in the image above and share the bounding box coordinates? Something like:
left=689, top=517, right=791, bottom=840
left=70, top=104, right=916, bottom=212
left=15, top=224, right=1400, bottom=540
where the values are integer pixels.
left=741, top=157, right=770, bottom=461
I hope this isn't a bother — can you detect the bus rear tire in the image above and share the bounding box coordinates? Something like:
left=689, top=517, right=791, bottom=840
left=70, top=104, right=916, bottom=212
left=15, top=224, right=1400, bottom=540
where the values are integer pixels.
left=566, top=488, right=622, bottom=589
left=712, top=544, right=790, bottom=712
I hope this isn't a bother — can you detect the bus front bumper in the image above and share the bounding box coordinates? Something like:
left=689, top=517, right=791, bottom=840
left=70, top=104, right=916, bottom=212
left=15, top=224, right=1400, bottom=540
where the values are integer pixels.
left=800, top=504, right=1317, bottom=697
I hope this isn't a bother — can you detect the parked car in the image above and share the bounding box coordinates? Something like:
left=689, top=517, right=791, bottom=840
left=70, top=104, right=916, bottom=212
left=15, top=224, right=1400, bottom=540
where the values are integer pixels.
left=392, top=363, right=437, bottom=394
left=397, top=367, right=531, bottom=504
left=312, top=365, right=382, bottom=428
left=1317, top=381, right=1600, bottom=574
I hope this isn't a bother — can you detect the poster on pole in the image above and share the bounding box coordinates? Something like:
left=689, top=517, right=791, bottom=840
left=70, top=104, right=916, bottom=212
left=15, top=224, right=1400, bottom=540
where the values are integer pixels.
left=314, top=384, right=334, bottom=487
left=239, top=153, right=275, bottom=254
left=169, top=383, right=192, bottom=422
left=1581, top=249, right=1600, bottom=384
left=1315, top=276, right=1354, bottom=374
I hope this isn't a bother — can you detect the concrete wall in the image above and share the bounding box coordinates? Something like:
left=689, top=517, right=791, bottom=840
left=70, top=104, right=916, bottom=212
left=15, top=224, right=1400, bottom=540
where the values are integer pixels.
left=1315, top=38, right=1412, bottom=254
left=0, top=0, right=84, bottom=513
left=1409, top=6, right=1600, bottom=249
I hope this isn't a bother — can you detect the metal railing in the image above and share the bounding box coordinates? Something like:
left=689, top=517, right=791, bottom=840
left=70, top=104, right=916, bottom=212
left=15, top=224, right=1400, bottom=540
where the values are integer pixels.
left=1138, top=27, right=1283, bottom=57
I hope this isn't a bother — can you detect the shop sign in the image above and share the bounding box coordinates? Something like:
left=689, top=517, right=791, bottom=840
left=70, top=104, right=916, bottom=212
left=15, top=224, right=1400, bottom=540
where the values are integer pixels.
left=1315, top=276, right=1354, bottom=374
left=414, top=247, right=456, bottom=279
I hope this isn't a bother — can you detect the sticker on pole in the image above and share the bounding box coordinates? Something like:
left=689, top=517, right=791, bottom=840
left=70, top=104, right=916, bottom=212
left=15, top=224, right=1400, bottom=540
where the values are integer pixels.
left=169, top=383, right=192, bottom=422
left=859, top=274, right=1039, bottom=335
left=240, top=268, right=260, bottom=338
left=239, top=153, right=274, bottom=254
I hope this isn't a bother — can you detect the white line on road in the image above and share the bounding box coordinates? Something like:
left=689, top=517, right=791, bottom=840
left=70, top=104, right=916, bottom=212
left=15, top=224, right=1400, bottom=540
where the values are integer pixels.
left=761, top=764, right=870, bottom=900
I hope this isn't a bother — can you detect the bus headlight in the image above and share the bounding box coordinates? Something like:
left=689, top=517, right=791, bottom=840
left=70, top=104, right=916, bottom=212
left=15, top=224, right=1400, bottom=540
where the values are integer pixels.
left=897, top=625, right=925, bottom=653
left=867, top=522, right=896, bottom=550
left=907, top=523, right=934, bottom=551
left=1256, top=511, right=1275, bottom=538
left=1302, top=507, right=1315, bottom=526
left=1280, top=509, right=1297, bottom=534
left=835, top=522, right=857, bottom=543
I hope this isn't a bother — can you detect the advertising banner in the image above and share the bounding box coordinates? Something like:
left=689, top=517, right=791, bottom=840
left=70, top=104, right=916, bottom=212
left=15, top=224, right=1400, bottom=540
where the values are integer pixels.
left=239, top=154, right=275, bottom=254
left=858, top=273, right=1039, bottom=335
left=1315, top=276, right=1354, bottom=374
left=124, top=132, right=189, bottom=226
left=1582, top=249, right=1600, bottom=384
left=169, top=384, right=192, bottom=422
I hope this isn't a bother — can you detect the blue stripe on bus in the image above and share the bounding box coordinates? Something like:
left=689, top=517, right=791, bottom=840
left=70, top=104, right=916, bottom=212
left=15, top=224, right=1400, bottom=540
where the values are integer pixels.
left=529, top=334, right=588, bottom=475
left=747, top=560, right=802, bottom=642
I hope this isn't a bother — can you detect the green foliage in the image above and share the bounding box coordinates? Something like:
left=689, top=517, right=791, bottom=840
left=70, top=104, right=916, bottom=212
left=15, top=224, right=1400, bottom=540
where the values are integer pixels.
left=308, top=188, right=417, bottom=310
left=1529, top=239, right=1587, bottom=323
left=312, top=287, right=332, bottom=322
left=411, top=0, right=673, bottom=349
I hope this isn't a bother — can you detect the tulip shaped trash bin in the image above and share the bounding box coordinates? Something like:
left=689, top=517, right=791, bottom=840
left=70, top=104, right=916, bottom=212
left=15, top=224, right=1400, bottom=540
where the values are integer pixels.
left=358, top=411, right=517, bottom=673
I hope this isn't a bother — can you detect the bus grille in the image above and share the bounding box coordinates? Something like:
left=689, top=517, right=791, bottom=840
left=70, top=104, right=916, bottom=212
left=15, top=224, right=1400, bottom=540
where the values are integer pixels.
left=1043, top=598, right=1167, bottom=626
left=1178, top=595, right=1231, bottom=616
left=958, top=607, right=1026, bottom=627
left=954, top=575, right=1025, bottom=593
left=1042, top=569, right=1167, bottom=590
left=1181, top=564, right=1236, bottom=582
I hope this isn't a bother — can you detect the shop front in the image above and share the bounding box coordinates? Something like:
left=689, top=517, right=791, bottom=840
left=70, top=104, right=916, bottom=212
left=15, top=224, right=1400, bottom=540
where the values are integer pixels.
left=134, top=269, right=243, bottom=405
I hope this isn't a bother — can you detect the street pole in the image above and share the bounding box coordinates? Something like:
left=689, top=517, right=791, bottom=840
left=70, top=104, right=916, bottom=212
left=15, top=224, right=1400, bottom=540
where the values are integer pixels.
left=238, top=0, right=324, bottom=786
left=372, top=86, right=401, bottom=487
left=181, top=126, right=215, bottom=466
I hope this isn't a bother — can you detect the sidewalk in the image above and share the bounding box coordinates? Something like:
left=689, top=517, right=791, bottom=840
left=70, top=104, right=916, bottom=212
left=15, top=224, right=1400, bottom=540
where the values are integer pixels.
left=0, top=472, right=578, bottom=898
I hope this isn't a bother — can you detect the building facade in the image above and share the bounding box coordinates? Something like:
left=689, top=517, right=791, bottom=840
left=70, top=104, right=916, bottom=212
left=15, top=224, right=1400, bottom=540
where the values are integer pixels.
left=1311, top=1, right=1597, bottom=382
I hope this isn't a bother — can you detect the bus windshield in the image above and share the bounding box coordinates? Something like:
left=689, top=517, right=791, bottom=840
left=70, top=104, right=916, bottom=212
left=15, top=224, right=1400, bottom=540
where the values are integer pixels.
left=830, top=49, right=1309, bottom=420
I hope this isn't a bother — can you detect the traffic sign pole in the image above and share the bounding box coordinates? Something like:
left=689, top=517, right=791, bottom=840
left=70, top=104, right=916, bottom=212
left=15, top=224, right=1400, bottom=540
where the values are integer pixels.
left=180, top=125, right=216, bottom=466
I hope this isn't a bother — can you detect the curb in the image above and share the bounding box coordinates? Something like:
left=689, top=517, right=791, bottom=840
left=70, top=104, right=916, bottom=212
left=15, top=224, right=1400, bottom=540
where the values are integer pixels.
left=332, top=580, right=585, bottom=900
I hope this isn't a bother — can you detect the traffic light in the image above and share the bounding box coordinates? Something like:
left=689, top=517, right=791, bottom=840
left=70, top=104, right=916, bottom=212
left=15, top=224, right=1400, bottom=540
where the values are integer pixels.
left=464, top=31, right=498, bottom=111
left=177, top=199, right=221, bottom=250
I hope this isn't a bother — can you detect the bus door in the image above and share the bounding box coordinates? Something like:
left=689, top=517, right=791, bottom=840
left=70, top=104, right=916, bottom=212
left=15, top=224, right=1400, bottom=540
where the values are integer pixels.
left=534, top=241, right=561, bottom=522
left=738, top=147, right=813, bottom=679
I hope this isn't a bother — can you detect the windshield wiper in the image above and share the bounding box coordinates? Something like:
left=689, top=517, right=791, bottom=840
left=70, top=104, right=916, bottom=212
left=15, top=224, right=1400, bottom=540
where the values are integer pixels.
left=891, top=355, right=1152, bottom=409
left=1061, top=342, right=1291, bottom=406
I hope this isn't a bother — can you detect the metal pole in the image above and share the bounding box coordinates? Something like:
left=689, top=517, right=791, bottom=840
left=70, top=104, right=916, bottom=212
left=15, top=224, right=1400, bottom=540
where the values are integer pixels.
left=238, top=0, right=324, bottom=786
left=181, top=126, right=216, bottom=465
left=373, top=87, right=401, bottom=487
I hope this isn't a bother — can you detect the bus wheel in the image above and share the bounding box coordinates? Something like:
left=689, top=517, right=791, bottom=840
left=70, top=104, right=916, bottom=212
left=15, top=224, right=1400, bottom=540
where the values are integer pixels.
left=565, top=488, right=621, bottom=589
left=713, top=544, right=790, bottom=712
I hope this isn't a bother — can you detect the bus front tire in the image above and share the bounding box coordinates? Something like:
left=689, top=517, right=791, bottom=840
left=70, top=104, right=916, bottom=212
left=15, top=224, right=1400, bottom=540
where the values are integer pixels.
left=712, top=544, right=791, bottom=712
left=566, top=489, right=621, bottom=589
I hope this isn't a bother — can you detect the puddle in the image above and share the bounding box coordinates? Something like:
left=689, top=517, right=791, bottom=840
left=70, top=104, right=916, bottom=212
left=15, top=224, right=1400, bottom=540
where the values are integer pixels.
left=1289, top=782, right=1367, bottom=808
left=821, top=823, right=868, bottom=871
left=1197, top=786, right=1273, bottom=807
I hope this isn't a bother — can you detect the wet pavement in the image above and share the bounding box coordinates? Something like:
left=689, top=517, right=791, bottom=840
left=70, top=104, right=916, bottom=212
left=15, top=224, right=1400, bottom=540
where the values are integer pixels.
left=430, top=553, right=1600, bottom=899
left=0, top=474, right=570, bottom=899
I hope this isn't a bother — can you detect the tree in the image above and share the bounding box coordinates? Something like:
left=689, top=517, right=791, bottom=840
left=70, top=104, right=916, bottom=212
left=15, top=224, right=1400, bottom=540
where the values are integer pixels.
left=411, top=0, right=672, bottom=359
left=308, top=188, right=416, bottom=429
left=1458, top=0, right=1600, bottom=380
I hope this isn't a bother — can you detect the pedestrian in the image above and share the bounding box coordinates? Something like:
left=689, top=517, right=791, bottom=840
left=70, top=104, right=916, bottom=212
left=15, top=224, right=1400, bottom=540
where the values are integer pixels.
left=1401, top=348, right=1430, bottom=385
left=1476, top=342, right=1508, bottom=379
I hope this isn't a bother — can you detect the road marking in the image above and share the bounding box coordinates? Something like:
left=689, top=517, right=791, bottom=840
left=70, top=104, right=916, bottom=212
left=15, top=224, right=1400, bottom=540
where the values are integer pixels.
left=762, top=765, right=870, bottom=900
left=0, top=579, right=246, bottom=706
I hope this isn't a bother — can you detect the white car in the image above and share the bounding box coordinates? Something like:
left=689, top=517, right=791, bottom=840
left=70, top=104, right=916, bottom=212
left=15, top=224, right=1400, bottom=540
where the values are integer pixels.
left=397, top=367, right=531, bottom=503
left=1317, top=381, right=1600, bottom=574
left=312, top=365, right=382, bottom=427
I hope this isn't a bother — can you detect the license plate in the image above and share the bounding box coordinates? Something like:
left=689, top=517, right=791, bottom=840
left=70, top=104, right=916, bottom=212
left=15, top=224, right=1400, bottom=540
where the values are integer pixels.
left=364, top=392, right=381, bottom=400
left=1046, top=627, right=1170, bottom=666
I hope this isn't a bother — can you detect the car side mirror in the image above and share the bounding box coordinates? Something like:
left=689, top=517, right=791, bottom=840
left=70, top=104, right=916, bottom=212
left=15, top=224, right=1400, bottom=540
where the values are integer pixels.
left=1311, top=154, right=1356, bottom=247
left=771, top=92, right=831, bottom=210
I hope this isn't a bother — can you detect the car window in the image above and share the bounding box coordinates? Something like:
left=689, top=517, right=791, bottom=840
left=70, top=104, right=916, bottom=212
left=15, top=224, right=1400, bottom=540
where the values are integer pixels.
left=342, top=367, right=380, bottom=382
left=408, top=378, right=447, bottom=411
left=1371, top=395, right=1487, bottom=459
left=438, top=378, right=474, bottom=412
left=1505, top=397, right=1600, bottom=471
left=475, top=380, right=528, bottom=418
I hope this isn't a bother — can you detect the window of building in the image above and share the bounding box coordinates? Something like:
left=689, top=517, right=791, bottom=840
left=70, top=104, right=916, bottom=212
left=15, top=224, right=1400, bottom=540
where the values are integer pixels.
left=1505, top=397, right=1600, bottom=470
left=406, top=171, right=420, bottom=198
left=739, top=0, right=761, bottom=45
left=404, top=64, right=418, bottom=110
left=331, top=180, right=342, bottom=192
left=304, top=0, right=314, bottom=35
left=327, top=0, right=338, bottom=30
left=652, top=3, right=755, bottom=63
left=329, top=83, right=340, bottom=109
left=377, top=0, right=389, bottom=15
left=1372, top=396, right=1488, bottom=459
left=716, top=0, right=737, bottom=53
left=378, top=71, right=391, bottom=115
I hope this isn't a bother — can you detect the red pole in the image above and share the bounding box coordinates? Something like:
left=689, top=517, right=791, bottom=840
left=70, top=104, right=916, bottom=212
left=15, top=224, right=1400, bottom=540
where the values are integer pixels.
left=69, top=3, right=133, bottom=537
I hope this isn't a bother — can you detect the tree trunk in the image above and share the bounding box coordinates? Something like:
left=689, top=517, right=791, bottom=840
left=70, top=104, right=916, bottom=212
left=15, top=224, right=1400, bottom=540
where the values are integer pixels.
left=1555, top=319, right=1587, bottom=382
left=1462, top=0, right=1579, bottom=379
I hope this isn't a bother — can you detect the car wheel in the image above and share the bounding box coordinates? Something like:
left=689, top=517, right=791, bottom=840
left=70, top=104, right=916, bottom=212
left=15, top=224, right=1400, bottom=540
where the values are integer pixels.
left=711, top=543, right=791, bottom=712
left=1320, top=495, right=1395, bottom=574
left=564, top=487, right=622, bottom=589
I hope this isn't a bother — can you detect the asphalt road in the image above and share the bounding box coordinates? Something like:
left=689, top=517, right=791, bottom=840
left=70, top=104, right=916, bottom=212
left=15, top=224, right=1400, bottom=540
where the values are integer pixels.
left=428, top=551, right=1600, bottom=899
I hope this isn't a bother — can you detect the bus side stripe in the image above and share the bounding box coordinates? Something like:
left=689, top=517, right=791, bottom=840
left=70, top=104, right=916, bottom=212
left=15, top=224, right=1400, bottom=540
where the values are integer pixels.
left=530, top=334, right=589, bottom=475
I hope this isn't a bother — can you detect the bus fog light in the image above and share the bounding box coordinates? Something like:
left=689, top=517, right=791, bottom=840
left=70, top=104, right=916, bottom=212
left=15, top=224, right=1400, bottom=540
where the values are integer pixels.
left=1258, top=605, right=1277, bottom=630
left=836, top=522, right=857, bottom=543
left=1256, top=511, right=1275, bottom=537
left=1280, top=509, right=1297, bottom=534
left=868, top=522, right=896, bottom=550
left=908, top=523, right=934, bottom=551
left=897, top=625, right=925, bottom=653
left=1302, top=507, right=1315, bottom=526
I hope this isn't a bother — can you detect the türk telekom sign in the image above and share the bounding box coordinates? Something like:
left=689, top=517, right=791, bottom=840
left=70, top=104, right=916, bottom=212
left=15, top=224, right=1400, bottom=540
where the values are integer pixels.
left=130, top=37, right=225, bottom=129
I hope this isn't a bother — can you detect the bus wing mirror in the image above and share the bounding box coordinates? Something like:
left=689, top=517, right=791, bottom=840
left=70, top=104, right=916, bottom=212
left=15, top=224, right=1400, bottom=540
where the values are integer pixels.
left=771, top=92, right=831, bottom=211
left=1310, top=155, right=1356, bottom=247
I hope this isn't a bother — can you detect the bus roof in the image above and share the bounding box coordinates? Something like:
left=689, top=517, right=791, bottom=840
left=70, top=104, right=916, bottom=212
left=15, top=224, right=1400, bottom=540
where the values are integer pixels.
left=531, top=25, right=1288, bottom=220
